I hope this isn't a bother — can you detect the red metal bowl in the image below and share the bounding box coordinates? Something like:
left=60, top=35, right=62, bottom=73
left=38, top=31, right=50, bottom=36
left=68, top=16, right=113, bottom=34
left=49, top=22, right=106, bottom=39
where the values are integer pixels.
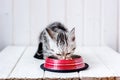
left=44, top=55, right=85, bottom=70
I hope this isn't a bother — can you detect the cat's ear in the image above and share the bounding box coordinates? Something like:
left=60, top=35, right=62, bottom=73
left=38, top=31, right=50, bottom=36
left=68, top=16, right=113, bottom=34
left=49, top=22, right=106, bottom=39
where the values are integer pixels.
left=69, top=28, right=75, bottom=41
left=46, top=28, right=56, bottom=40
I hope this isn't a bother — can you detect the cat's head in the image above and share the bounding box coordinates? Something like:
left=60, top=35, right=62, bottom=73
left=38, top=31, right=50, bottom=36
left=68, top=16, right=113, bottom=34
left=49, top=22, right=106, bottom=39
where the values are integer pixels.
left=46, top=27, right=76, bottom=60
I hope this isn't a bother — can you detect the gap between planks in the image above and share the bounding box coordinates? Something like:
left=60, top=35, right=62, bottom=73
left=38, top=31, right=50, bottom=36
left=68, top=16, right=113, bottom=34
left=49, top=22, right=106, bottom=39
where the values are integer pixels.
left=7, top=47, right=28, bottom=78
left=9, top=47, right=45, bottom=78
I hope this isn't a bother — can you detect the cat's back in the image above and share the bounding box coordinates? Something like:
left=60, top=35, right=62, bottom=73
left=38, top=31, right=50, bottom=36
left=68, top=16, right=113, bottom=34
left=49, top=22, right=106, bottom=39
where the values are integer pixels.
left=47, top=22, right=68, bottom=33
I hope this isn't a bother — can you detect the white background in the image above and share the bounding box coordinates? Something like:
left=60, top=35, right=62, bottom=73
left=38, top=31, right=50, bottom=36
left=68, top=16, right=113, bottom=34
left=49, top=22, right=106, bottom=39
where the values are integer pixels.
left=0, top=0, right=119, bottom=52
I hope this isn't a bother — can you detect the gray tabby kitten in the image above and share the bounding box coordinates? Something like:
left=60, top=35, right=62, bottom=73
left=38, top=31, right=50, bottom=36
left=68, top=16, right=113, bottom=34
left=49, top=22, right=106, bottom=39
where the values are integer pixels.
left=34, top=22, right=76, bottom=60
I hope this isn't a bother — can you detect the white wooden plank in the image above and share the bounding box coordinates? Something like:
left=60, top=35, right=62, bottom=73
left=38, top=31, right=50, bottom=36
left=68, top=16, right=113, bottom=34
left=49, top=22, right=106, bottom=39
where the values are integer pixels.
left=0, top=46, right=26, bottom=78
left=101, top=0, right=118, bottom=50
left=30, top=0, right=47, bottom=45
left=1, top=46, right=119, bottom=78
left=67, top=0, right=83, bottom=46
left=13, top=0, right=30, bottom=45
left=75, top=47, right=114, bottom=77
left=92, top=47, right=120, bottom=76
left=48, top=0, right=65, bottom=24
left=9, top=47, right=45, bottom=78
left=83, top=0, right=101, bottom=46
left=44, top=71, right=79, bottom=78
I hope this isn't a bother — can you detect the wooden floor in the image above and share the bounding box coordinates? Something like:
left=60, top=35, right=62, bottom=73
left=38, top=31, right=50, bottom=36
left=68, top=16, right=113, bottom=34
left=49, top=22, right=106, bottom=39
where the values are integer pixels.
left=0, top=46, right=120, bottom=80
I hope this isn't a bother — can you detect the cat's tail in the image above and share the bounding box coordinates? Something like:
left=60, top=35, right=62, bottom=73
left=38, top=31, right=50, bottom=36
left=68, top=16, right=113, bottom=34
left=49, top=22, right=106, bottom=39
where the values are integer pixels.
left=34, top=42, right=44, bottom=59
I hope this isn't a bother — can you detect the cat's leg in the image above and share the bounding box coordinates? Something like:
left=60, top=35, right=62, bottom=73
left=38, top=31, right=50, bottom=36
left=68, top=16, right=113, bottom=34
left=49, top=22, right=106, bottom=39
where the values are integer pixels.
left=34, top=42, right=44, bottom=59
left=43, top=49, right=56, bottom=59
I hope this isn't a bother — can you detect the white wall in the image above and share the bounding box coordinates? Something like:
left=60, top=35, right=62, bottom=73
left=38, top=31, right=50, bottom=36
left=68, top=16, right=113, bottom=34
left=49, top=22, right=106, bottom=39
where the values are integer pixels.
left=0, top=0, right=12, bottom=51
left=0, top=0, right=119, bottom=51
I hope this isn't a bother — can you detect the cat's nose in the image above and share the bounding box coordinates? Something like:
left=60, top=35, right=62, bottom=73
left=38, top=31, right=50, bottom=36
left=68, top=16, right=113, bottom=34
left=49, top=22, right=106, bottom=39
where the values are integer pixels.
left=62, top=56, right=66, bottom=59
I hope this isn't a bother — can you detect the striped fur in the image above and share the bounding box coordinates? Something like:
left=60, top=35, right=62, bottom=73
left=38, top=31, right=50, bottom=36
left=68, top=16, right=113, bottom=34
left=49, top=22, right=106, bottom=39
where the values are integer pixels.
left=34, top=22, right=76, bottom=60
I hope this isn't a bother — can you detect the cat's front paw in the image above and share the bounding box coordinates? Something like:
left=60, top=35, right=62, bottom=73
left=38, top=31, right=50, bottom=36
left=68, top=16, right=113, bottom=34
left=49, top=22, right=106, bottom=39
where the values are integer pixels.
left=34, top=52, right=44, bottom=59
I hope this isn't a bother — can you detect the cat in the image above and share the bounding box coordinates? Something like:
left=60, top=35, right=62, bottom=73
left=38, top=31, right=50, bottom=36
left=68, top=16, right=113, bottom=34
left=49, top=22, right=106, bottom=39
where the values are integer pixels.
left=34, top=22, right=76, bottom=60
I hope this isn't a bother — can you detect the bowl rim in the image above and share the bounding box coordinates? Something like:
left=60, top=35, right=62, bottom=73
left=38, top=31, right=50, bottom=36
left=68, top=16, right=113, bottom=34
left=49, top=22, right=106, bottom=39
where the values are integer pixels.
left=45, top=54, right=84, bottom=64
left=47, top=54, right=82, bottom=61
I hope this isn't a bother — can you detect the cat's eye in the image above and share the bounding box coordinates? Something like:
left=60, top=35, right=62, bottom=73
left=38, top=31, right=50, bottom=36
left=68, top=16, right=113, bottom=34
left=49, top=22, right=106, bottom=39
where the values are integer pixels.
left=72, top=48, right=76, bottom=50
left=56, top=53, right=61, bottom=56
left=66, top=53, right=71, bottom=55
